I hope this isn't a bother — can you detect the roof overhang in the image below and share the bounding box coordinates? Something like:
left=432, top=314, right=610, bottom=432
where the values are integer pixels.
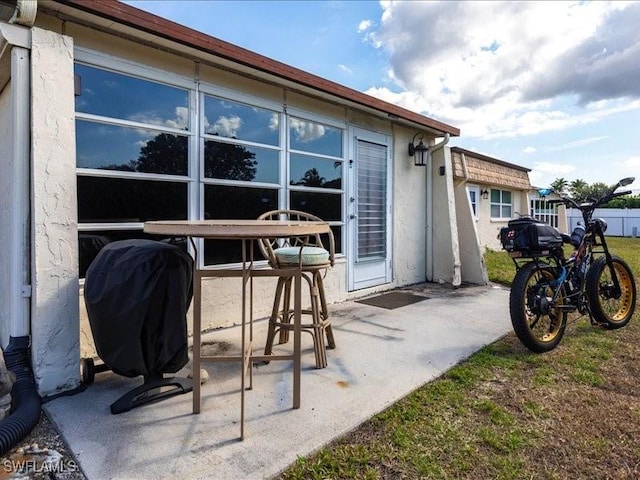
left=40, top=0, right=460, bottom=137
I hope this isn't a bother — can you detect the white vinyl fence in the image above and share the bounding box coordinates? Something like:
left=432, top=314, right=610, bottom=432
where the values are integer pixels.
left=567, top=208, right=640, bottom=237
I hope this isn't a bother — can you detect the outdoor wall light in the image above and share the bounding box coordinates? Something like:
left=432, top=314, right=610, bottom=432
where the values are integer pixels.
left=480, top=188, right=489, bottom=200
left=408, top=133, right=430, bottom=166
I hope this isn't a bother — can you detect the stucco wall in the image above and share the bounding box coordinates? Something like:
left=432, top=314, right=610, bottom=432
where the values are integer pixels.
left=30, top=28, right=79, bottom=395
left=454, top=182, right=488, bottom=285
left=33, top=12, right=446, bottom=367
left=430, top=146, right=456, bottom=284
left=475, top=188, right=529, bottom=251
left=0, top=79, right=12, bottom=347
left=391, top=126, right=429, bottom=287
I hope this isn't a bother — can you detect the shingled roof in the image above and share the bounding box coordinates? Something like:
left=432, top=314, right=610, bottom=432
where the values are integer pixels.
left=451, top=147, right=531, bottom=191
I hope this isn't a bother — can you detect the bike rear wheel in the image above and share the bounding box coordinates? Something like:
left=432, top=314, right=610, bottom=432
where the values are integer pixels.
left=585, top=255, right=636, bottom=329
left=509, top=262, right=567, bottom=353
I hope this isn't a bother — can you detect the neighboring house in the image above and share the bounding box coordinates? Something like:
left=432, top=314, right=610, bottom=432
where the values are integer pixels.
left=0, top=1, right=486, bottom=396
left=451, top=147, right=532, bottom=253
left=529, top=188, right=568, bottom=233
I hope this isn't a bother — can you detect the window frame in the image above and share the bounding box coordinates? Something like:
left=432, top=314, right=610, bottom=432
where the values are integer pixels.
left=74, top=49, right=347, bottom=276
left=490, top=188, right=513, bottom=219
left=466, top=184, right=479, bottom=219
left=530, top=197, right=559, bottom=228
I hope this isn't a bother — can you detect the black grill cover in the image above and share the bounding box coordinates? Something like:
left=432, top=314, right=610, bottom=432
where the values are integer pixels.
left=84, top=239, right=193, bottom=378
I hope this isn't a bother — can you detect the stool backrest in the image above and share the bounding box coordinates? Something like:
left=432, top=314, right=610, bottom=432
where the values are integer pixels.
left=257, top=209, right=335, bottom=269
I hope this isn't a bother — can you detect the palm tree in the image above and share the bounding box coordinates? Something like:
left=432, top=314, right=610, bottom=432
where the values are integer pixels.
left=569, top=179, right=588, bottom=200
left=550, top=177, right=569, bottom=194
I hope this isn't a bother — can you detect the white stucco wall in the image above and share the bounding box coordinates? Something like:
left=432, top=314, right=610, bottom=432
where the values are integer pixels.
left=32, top=12, right=453, bottom=369
left=30, top=27, right=79, bottom=395
left=475, top=188, right=529, bottom=251
left=430, top=146, right=457, bottom=284
left=0, top=78, right=12, bottom=347
left=454, top=182, right=488, bottom=285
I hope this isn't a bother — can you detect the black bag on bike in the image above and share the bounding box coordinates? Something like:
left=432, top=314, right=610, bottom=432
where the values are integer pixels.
left=500, top=217, right=563, bottom=255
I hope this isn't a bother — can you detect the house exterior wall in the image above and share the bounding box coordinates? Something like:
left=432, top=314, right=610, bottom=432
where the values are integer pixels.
left=0, top=78, right=13, bottom=347
left=12, top=8, right=462, bottom=395
left=30, top=27, right=79, bottom=394
left=430, top=146, right=458, bottom=284
left=453, top=182, right=488, bottom=285
left=475, top=189, right=529, bottom=251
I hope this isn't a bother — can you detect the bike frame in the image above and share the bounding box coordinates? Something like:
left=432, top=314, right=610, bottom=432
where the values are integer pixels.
left=509, top=180, right=633, bottom=319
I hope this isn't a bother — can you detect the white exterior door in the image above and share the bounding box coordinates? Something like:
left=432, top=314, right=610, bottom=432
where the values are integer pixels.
left=347, top=127, right=392, bottom=291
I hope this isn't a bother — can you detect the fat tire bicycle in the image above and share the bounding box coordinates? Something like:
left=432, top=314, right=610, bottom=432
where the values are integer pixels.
left=503, top=177, right=637, bottom=353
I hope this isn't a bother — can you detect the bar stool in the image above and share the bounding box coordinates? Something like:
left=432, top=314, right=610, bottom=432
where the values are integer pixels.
left=257, top=210, right=335, bottom=368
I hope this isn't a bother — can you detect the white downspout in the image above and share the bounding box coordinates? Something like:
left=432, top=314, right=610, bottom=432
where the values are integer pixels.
left=9, top=44, right=31, bottom=338
left=426, top=133, right=450, bottom=282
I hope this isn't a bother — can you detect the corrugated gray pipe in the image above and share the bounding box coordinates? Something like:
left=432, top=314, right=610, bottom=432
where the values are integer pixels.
left=0, top=336, right=41, bottom=456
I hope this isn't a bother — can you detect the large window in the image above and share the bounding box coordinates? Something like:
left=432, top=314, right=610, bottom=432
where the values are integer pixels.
left=490, top=189, right=512, bottom=219
left=75, top=63, right=192, bottom=276
left=75, top=61, right=345, bottom=275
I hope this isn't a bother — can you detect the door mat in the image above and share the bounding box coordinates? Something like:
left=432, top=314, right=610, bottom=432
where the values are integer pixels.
left=356, top=292, right=429, bottom=310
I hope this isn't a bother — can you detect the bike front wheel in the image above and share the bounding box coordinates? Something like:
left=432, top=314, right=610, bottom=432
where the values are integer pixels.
left=509, top=262, right=568, bottom=353
left=585, top=255, right=636, bottom=329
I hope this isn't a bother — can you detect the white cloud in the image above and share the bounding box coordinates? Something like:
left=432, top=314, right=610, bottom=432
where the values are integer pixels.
left=544, top=136, right=608, bottom=153
left=289, top=118, right=325, bottom=143
left=529, top=161, right=577, bottom=188
left=624, top=156, right=640, bottom=169
left=165, top=106, right=189, bottom=130
left=357, top=19, right=372, bottom=33
left=338, top=64, right=353, bottom=74
left=523, top=146, right=536, bottom=154
left=364, top=1, right=640, bottom=139
left=211, top=115, right=242, bottom=138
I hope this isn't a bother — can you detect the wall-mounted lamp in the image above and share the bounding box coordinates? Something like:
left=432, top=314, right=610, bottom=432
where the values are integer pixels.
left=408, top=133, right=430, bottom=166
left=480, top=188, right=489, bottom=200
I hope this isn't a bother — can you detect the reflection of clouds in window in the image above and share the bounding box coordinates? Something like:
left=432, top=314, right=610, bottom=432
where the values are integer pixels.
left=290, top=118, right=325, bottom=143
left=211, top=115, right=242, bottom=138
left=101, top=80, right=119, bottom=89
left=269, top=113, right=279, bottom=131
left=128, top=106, right=189, bottom=130
left=135, top=140, right=148, bottom=149
left=165, top=106, right=189, bottom=130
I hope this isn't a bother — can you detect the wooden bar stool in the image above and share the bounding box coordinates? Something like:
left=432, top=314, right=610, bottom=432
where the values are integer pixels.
left=257, top=210, right=335, bottom=368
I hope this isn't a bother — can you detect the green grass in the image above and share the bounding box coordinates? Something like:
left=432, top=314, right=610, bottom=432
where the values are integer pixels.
left=279, top=236, right=640, bottom=480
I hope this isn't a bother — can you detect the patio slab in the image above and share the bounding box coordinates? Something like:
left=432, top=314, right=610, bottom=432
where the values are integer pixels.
left=44, top=282, right=511, bottom=480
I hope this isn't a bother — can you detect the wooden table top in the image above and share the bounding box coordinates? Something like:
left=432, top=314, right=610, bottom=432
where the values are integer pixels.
left=144, top=219, right=330, bottom=239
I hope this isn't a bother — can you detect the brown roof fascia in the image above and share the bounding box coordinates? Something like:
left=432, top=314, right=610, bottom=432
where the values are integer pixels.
left=52, top=0, right=459, bottom=137
left=451, top=146, right=531, bottom=172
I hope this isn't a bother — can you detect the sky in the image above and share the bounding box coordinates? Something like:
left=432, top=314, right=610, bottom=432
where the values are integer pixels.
left=125, top=0, right=640, bottom=190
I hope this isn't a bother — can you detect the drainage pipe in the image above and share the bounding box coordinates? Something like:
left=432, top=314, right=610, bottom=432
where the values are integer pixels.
left=0, top=10, right=40, bottom=455
left=0, top=336, right=40, bottom=456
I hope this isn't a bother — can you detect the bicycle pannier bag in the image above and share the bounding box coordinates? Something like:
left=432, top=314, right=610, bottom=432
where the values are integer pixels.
left=500, top=217, right=563, bottom=254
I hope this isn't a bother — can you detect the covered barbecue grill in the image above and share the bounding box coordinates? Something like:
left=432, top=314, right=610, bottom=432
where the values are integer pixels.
left=84, top=239, right=193, bottom=414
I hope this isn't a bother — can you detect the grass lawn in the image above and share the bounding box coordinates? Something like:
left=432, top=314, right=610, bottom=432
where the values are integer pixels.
left=278, top=236, right=640, bottom=480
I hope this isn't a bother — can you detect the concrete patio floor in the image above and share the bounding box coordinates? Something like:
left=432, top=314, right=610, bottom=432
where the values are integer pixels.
left=44, top=282, right=511, bottom=480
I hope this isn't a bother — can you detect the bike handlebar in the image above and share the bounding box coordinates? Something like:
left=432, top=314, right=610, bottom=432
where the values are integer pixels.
left=550, top=189, right=632, bottom=211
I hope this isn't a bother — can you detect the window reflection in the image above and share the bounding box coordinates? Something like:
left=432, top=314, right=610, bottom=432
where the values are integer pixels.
left=289, top=153, right=341, bottom=189
left=74, top=63, right=189, bottom=128
left=77, top=120, right=188, bottom=175
left=78, top=230, right=187, bottom=278
left=289, top=118, right=342, bottom=157
left=290, top=191, right=341, bottom=222
left=204, top=96, right=279, bottom=145
left=77, top=177, right=188, bottom=223
left=204, top=141, right=278, bottom=183
left=203, top=185, right=278, bottom=265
